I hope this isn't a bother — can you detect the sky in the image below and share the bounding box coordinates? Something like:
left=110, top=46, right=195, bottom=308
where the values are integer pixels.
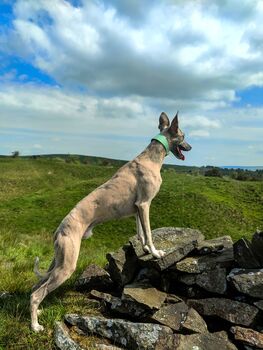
left=0, top=0, right=262, bottom=166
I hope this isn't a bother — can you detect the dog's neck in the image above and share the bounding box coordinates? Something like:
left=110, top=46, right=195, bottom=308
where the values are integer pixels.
left=138, top=140, right=167, bottom=168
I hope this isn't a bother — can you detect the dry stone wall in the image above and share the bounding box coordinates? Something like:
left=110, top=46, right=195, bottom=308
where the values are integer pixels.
left=55, top=228, right=263, bottom=350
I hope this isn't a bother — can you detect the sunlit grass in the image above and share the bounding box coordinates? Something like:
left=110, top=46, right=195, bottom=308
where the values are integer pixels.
left=0, top=158, right=262, bottom=349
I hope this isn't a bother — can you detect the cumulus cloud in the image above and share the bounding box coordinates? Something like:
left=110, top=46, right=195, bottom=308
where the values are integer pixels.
left=0, top=83, right=156, bottom=136
left=0, top=0, right=263, bottom=165
left=1, top=0, right=262, bottom=103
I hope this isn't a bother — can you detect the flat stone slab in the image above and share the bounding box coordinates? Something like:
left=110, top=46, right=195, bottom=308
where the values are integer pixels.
left=195, top=236, right=233, bottom=255
left=75, top=264, right=114, bottom=292
left=175, top=248, right=233, bottom=273
left=55, top=322, right=83, bottom=350
left=89, top=289, right=150, bottom=318
left=188, top=298, right=259, bottom=326
left=233, top=238, right=261, bottom=268
left=122, top=282, right=167, bottom=311
left=230, top=326, right=263, bottom=349
left=181, top=307, right=208, bottom=334
left=254, top=300, right=263, bottom=311
left=106, top=244, right=138, bottom=287
left=149, top=302, right=208, bottom=334
left=177, top=267, right=227, bottom=294
left=55, top=321, right=124, bottom=350
left=175, top=331, right=238, bottom=350
left=130, top=227, right=204, bottom=271
left=65, top=314, right=175, bottom=350
left=150, top=302, right=189, bottom=331
left=227, top=268, right=263, bottom=298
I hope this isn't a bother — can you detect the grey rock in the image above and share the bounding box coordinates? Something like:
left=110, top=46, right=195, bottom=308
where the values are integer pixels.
left=181, top=307, right=208, bottom=334
left=195, top=235, right=233, bottom=255
left=75, top=264, right=113, bottom=292
left=89, top=289, right=119, bottom=304
left=122, top=282, right=167, bottom=311
left=233, top=238, right=261, bottom=268
left=165, top=293, right=184, bottom=304
left=96, top=346, right=124, bottom=350
left=195, top=267, right=227, bottom=294
left=55, top=321, right=124, bottom=350
left=106, top=244, right=138, bottom=287
left=175, top=248, right=234, bottom=273
left=150, top=302, right=189, bottom=331
left=130, top=227, right=204, bottom=271
left=175, top=331, right=238, bottom=350
left=251, top=230, right=263, bottom=266
left=227, top=268, right=263, bottom=298
left=177, top=267, right=227, bottom=294
left=94, top=346, right=124, bottom=350
left=89, top=290, right=148, bottom=318
left=254, top=300, right=263, bottom=311
left=230, top=326, right=263, bottom=349
left=133, top=267, right=161, bottom=286
left=188, top=298, right=259, bottom=326
left=65, top=314, right=175, bottom=350
left=55, top=322, right=83, bottom=350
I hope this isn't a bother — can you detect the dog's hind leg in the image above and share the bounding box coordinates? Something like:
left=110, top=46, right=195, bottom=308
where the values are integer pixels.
left=30, top=234, right=81, bottom=332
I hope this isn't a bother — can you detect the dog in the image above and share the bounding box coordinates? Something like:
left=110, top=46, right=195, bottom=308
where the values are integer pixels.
left=30, top=112, right=192, bottom=332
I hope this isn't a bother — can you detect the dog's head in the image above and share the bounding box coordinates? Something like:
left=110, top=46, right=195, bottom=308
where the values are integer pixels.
left=158, top=112, right=192, bottom=160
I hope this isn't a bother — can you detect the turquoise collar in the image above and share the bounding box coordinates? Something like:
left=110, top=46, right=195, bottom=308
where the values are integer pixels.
left=151, top=134, right=170, bottom=156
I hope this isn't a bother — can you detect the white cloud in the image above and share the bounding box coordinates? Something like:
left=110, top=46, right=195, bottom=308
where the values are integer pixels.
left=0, top=83, right=156, bottom=136
left=182, top=115, right=221, bottom=129
left=0, top=0, right=263, bottom=166
left=0, top=0, right=261, bottom=103
left=189, top=129, right=210, bottom=138
left=33, top=144, right=43, bottom=149
left=0, top=83, right=262, bottom=166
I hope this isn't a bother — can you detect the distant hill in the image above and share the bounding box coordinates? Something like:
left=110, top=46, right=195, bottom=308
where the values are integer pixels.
left=221, top=165, right=263, bottom=171
left=1, top=153, right=261, bottom=181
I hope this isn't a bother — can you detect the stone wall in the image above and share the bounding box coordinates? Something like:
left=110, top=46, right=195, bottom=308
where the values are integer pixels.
left=55, top=228, right=263, bottom=350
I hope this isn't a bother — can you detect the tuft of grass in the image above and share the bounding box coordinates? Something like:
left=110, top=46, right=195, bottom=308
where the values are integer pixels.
left=0, top=158, right=262, bottom=349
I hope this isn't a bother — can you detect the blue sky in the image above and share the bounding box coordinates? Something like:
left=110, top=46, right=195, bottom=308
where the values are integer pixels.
left=0, top=0, right=262, bottom=166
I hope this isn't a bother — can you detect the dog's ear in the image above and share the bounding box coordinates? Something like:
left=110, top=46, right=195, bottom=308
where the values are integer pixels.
left=159, top=112, right=170, bottom=131
left=169, top=111, right=179, bottom=136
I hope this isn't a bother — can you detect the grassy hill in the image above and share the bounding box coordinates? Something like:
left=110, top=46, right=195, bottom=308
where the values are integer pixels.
left=0, top=157, right=262, bottom=349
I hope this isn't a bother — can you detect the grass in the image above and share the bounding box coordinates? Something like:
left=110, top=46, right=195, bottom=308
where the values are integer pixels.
left=0, top=157, right=262, bottom=349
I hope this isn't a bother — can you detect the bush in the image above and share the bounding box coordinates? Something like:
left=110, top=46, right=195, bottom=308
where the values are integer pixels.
left=204, top=167, right=222, bottom=177
left=12, top=151, right=20, bottom=158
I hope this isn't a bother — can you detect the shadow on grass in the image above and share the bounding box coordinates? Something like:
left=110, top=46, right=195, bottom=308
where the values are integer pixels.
left=0, top=281, right=92, bottom=350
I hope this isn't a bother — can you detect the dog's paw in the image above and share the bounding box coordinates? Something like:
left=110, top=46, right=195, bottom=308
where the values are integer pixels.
left=152, top=249, right=165, bottom=259
left=143, top=245, right=150, bottom=254
left=31, top=323, right=44, bottom=332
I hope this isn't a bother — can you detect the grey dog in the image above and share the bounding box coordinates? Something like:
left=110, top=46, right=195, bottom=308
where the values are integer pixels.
left=30, top=112, right=191, bottom=332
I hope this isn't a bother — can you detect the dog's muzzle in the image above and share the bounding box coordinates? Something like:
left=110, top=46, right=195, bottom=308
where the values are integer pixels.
left=173, top=141, right=192, bottom=160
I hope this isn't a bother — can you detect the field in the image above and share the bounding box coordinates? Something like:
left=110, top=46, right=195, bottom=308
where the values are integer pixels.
left=0, top=157, right=262, bottom=349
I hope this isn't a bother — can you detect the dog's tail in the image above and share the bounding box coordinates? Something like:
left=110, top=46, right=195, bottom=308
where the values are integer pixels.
left=33, top=257, right=44, bottom=279
left=33, top=256, right=56, bottom=280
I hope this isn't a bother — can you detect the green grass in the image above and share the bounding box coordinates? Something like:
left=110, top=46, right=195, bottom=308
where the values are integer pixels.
left=0, top=158, right=262, bottom=349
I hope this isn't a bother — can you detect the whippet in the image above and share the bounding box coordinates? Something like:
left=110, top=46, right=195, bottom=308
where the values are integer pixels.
left=30, top=112, right=191, bottom=332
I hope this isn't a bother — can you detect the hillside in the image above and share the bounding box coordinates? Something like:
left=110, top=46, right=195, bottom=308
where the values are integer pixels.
left=0, top=157, right=262, bottom=349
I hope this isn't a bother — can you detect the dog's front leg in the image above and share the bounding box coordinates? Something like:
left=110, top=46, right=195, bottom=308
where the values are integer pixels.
left=136, top=202, right=165, bottom=258
left=136, top=213, right=150, bottom=253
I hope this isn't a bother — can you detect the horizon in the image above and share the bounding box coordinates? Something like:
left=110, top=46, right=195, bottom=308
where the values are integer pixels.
left=1, top=152, right=262, bottom=170
left=0, top=1, right=262, bottom=167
